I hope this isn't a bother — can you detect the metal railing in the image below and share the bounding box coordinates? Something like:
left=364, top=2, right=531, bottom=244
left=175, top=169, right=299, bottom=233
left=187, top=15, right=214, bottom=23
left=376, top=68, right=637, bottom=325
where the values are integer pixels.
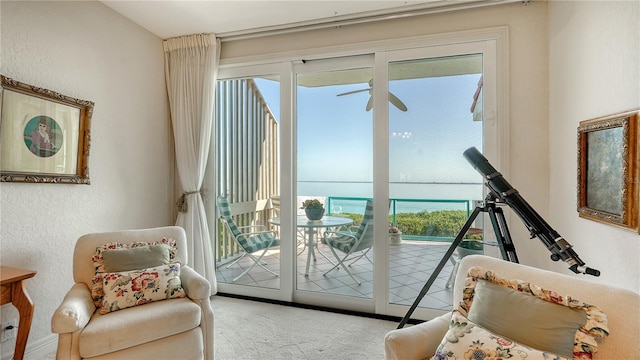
left=327, top=196, right=474, bottom=241
left=216, top=193, right=478, bottom=266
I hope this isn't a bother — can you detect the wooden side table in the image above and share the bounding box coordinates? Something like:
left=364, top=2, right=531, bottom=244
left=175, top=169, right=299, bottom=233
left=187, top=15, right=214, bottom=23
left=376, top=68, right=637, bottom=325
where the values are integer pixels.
left=0, top=266, right=36, bottom=360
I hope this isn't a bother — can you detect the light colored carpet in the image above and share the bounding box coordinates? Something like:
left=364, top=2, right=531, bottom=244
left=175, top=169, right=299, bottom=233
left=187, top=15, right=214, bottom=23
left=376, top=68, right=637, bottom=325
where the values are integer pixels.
left=40, top=295, right=400, bottom=360
left=212, top=295, right=398, bottom=360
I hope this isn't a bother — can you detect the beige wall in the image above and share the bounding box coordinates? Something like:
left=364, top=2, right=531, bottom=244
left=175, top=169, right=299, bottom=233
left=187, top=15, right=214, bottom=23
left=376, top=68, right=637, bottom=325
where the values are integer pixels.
left=548, top=1, right=640, bottom=292
left=0, top=1, right=172, bottom=358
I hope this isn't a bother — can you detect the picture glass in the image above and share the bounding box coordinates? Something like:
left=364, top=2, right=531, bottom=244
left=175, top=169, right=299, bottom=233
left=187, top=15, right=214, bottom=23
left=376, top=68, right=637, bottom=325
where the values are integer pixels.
left=577, top=109, right=638, bottom=231
left=1, top=89, right=80, bottom=176
left=585, top=127, right=623, bottom=215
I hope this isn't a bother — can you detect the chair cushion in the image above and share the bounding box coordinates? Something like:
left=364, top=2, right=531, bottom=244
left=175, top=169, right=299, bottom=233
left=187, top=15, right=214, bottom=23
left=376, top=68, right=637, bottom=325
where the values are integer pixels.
left=238, top=232, right=278, bottom=253
left=102, top=244, right=170, bottom=272
left=432, top=310, right=570, bottom=360
left=85, top=328, right=205, bottom=360
left=90, top=238, right=177, bottom=307
left=322, top=232, right=357, bottom=253
left=459, top=266, right=609, bottom=359
left=79, top=297, right=201, bottom=358
left=99, top=263, right=186, bottom=314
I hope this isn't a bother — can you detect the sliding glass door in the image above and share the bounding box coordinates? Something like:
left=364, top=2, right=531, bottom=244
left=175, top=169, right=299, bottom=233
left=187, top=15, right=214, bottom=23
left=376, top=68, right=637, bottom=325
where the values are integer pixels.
left=212, top=31, right=503, bottom=319
left=293, top=57, right=376, bottom=309
left=385, top=53, right=484, bottom=320
left=211, top=65, right=286, bottom=300
left=380, top=41, right=496, bottom=320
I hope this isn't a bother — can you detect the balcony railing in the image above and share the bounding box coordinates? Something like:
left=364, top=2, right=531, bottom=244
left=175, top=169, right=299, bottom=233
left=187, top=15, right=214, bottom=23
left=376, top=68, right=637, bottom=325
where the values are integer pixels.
left=326, top=196, right=475, bottom=241
left=216, top=194, right=479, bottom=266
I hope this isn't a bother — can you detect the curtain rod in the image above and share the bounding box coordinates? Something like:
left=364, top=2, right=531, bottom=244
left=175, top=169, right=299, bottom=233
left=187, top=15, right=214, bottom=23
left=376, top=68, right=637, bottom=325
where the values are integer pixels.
left=219, top=0, right=527, bottom=42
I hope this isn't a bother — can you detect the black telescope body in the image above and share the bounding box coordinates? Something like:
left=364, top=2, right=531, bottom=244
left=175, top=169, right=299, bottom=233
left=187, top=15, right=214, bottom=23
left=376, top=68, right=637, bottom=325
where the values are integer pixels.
left=463, top=147, right=599, bottom=276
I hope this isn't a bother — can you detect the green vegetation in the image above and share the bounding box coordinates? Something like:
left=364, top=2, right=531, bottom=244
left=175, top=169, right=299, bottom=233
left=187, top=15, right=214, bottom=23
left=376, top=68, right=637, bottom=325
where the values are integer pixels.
left=395, top=210, right=469, bottom=238
left=330, top=209, right=483, bottom=245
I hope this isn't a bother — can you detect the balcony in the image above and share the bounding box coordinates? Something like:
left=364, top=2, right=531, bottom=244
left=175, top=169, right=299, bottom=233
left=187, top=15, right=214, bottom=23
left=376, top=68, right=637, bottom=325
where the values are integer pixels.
left=215, top=196, right=484, bottom=312
left=216, top=235, right=463, bottom=311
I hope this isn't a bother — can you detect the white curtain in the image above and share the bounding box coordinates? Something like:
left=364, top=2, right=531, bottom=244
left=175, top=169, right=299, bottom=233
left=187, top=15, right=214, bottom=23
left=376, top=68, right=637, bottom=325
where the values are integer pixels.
left=163, top=34, right=219, bottom=294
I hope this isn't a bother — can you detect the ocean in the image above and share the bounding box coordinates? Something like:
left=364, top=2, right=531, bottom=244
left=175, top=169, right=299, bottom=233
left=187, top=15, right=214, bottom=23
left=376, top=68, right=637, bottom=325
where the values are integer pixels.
left=298, top=181, right=483, bottom=214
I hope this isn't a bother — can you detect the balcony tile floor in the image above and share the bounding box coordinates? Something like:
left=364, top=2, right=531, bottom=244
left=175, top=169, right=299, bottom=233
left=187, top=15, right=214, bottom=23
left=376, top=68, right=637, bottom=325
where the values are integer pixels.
left=216, top=240, right=460, bottom=311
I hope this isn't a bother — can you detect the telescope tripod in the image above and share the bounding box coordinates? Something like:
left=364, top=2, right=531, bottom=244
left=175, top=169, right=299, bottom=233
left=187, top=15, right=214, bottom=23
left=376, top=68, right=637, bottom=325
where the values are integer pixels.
left=397, top=194, right=519, bottom=328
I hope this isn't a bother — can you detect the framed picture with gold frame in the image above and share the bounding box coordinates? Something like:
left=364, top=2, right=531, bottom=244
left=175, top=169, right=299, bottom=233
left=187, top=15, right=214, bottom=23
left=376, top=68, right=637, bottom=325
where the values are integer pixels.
left=0, top=75, right=94, bottom=184
left=577, top=109, right=639, bottom=231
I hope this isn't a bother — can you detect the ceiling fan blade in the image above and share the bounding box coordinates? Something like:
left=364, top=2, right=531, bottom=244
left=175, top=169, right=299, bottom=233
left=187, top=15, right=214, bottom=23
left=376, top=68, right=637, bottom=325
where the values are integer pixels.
left=389, top=92, right=408, bottom=112
left=366, top=96, right=373, bottom=111
left=337, top=88, right=370, bottom=96
left=337, top=81, right=408, bottom=112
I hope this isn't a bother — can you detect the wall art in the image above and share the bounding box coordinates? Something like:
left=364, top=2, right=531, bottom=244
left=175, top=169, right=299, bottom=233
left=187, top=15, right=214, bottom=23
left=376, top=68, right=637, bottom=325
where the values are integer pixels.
left=577, top=109, right=639, bottom=231
left=0, top=75, right=93, bottom=184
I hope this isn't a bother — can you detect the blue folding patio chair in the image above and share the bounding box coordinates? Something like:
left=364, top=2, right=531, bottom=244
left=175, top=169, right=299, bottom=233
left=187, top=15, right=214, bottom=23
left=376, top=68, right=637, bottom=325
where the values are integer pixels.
left=321, top=199, right=374, bottom=285
left=217, top=195, right=279, bottom=282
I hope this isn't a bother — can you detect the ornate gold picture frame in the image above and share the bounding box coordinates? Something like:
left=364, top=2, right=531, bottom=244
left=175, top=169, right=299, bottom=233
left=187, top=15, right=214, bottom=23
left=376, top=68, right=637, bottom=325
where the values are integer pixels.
left=577, top=109, right=639, bottom=231
left=0, top=75, right=93, bottom=184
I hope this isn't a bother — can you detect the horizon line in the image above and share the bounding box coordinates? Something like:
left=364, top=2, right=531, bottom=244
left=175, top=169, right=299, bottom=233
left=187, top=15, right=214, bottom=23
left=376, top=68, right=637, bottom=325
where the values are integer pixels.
left=298, top=180, right=482, bottom=185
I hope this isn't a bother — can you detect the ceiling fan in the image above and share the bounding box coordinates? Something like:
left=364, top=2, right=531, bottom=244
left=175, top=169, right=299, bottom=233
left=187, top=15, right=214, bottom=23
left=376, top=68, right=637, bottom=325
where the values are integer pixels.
left=337, top=79, right=408, bottom=112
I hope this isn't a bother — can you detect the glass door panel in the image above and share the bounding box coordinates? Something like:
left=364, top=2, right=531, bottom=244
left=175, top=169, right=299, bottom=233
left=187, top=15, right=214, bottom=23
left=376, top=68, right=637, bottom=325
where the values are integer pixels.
left=295, top=65, right=374, bottom=301
left=214, top=75, right=282, bottom=292
left=386, top=54, right=484, bottom=313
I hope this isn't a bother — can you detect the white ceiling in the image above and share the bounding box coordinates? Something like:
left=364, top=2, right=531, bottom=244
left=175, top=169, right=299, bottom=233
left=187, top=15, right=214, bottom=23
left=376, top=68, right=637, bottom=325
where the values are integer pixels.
left=100, top=0, right=490, bottom=39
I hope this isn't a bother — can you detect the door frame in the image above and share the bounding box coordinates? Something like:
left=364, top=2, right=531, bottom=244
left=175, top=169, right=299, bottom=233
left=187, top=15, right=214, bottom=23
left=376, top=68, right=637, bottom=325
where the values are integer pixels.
left=213, top=27, right=509, bottom=319
left=373, top=39, right=502, bottom=320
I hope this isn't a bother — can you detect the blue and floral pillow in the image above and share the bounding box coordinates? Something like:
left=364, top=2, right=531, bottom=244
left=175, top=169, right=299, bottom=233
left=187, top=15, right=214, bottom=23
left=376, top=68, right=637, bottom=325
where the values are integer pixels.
left=90, top=238, right=177, bottom=307
left=99, top=263, right=185, bottom=314
left=458, top=266, right=609, bottom=359
left=432, top=310, right=571, bottom=360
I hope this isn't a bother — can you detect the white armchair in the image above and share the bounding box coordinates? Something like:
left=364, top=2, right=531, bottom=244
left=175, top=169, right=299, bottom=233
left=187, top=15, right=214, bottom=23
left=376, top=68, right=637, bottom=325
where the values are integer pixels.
left=51, top=226, right=213, bottom=360
left=385, top=255, right=639, bottom=360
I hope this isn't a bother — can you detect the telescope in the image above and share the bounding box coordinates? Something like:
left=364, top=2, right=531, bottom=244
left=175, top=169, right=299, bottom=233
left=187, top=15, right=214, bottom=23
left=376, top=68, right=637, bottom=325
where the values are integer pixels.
left=463, top=147, right=600, bottom=276
left=398, top=147, right=599, bottom=328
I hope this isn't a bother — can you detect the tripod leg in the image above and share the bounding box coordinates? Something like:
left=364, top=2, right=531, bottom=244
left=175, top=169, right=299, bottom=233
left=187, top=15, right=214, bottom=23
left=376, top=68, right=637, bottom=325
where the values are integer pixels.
left=490, top=207, right=519, bottom=263
left=397, top=206, right=483, bottom=329
left=487, top=207, right=508, bottom=261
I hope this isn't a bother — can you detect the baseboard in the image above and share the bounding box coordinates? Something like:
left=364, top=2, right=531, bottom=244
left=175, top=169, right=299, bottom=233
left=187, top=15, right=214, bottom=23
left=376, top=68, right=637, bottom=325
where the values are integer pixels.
left=1, top=334, right=57, bottom=360
left=216, top=292, right=424, bottom=325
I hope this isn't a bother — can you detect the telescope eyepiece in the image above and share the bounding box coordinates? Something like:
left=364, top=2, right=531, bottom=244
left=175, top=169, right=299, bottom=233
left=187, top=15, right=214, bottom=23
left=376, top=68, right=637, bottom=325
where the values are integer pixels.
left=570, top=264, right=601, bottom=277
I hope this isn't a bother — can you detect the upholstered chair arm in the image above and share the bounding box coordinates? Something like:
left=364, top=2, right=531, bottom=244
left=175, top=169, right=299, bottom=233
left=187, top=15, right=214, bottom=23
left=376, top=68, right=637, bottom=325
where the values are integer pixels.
left=180, top=265, right=211, bottom=300
left=384, top=312, right=451, bottom=360
left=51, top=283, right=96, bottom=334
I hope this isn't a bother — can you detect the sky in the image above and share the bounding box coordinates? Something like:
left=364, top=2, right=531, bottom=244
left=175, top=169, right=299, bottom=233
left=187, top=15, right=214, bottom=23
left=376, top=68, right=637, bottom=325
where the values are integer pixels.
left=254, top=72, right=483, bottom=187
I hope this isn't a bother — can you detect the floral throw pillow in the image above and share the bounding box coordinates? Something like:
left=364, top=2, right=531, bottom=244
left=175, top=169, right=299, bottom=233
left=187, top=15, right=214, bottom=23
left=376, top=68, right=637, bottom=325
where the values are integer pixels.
left=459, top=266, right=609, bottom=359
left=91, top=238, right=177, bottom=307
left=99, top=263, right=186, bottom=314
left=432, top=311, right=571, bottom=360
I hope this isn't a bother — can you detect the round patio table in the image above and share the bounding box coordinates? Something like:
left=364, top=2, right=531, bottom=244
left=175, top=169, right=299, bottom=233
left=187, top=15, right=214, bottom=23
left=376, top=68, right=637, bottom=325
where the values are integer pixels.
left=269, top=215, right=353, bottom=276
